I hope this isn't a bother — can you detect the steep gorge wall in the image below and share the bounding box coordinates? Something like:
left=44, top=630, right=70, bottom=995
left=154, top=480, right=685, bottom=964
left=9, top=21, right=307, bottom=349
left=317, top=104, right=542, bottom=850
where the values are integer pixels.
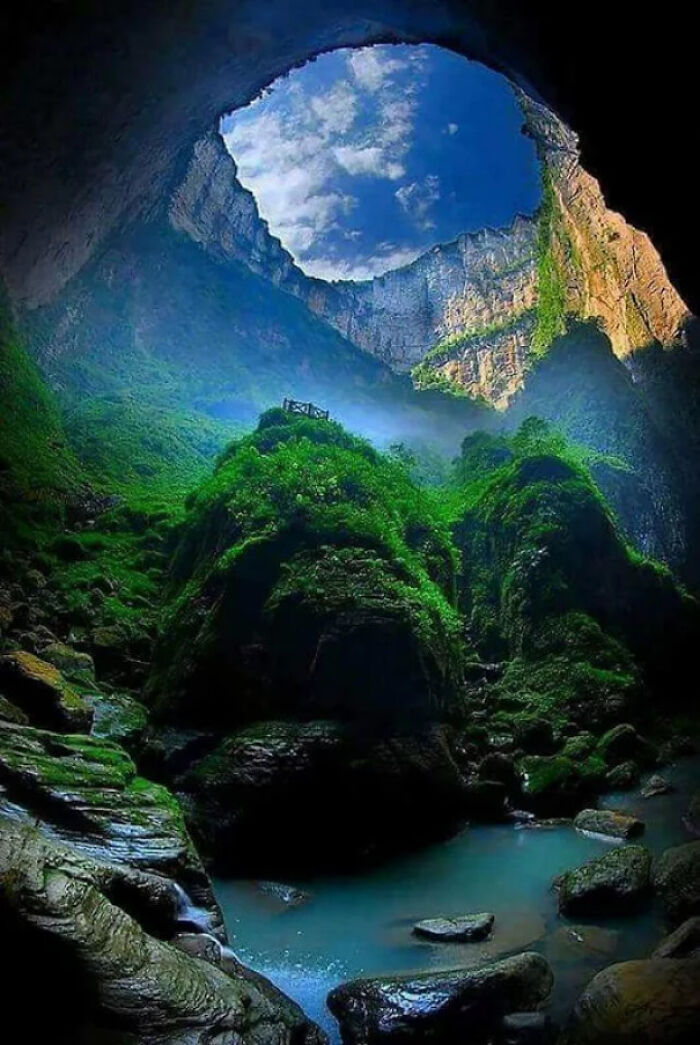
left=171, top=107, right=689, bottom=412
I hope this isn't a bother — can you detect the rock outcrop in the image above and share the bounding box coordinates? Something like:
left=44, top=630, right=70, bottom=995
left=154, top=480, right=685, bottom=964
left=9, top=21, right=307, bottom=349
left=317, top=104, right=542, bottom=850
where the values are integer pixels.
left=555, top=846, right=652, bottom=916
left=171, top=102, right=689, bottom=412
left=327, top=952, right=553, bottom=1045
left=653, top=841, right=700, bottom=925
left=560, top=958, right=700, bottom=1045
left=0, top=818, right=326, bottom=1045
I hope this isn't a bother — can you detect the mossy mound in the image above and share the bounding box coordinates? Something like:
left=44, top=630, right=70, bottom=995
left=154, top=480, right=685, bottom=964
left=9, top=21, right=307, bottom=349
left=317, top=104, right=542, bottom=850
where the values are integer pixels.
left=0, top=720, right=210, bottom=900
left=147, top=411, right=464, bottom=729
left=0, top=650, right=93, bottom=732
left=451, top=421, right=700, bottom=734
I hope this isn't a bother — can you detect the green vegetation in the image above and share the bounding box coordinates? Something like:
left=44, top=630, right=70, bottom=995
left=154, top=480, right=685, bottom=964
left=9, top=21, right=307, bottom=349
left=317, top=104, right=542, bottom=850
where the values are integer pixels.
left=64, top=395, right=239, bottom=503
left=147, top=408, right=466, bottom=726
left=447, top=419, right=699, bottom=735
left=411, top=312, right=535, bottom=396
left=0, top=288, right=83, bottom=545
left=531, top=171, right=576, bottom=358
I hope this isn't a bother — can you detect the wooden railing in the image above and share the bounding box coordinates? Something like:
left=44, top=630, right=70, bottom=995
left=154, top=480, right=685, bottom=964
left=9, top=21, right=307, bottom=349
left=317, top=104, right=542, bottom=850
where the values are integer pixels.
left=282, top=398, right=330, bottom=421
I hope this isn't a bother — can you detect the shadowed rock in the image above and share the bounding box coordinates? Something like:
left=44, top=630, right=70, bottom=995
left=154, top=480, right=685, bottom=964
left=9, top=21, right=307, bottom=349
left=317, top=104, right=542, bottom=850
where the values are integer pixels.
left=573, top=809, right=644, bottom=840
left=653, top=841, right=700, bottom=925
left=0, top=650, right=93, bottom=732
left=653, top=917, right=700, bottom=959
left=413, top=912, right=495, bottom=942
left=327, top=952, right=553, bottom=1044
left=0, top=819, right=326, bottom=1045
left=555, top=846, right=652, bottom=916
left=560, top=959, right=700, bottom=1044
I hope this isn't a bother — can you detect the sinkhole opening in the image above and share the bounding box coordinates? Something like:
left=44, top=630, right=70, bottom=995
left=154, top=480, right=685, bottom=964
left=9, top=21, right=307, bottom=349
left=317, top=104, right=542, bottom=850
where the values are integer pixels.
left=219, top=43, right=542, bottom=283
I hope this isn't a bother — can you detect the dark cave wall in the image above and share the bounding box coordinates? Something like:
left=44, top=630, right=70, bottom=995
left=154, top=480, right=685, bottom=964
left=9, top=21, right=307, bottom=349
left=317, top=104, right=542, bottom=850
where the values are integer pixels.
left=1, top=0, right=698, bottom=314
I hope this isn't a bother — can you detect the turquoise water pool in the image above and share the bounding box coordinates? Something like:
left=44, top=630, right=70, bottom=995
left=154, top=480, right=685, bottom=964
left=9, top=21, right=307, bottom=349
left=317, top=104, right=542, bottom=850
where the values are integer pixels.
left=214, top=758, right=700, bottom=1041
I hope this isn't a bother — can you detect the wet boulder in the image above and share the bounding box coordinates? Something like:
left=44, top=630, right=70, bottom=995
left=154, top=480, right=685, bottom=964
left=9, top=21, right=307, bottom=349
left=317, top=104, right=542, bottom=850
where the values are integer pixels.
left=573, top=809, right=644, bottom=840
left=0, top=721, right=214, bottom=915
left=605, top=761, right=640, bottom=790
left=177, top=720, right=468, bottom=872
left=413, top=912, right=495, bottom=942
left=0, top=650, right=93, bottom=732
left=641, top=773, right=674, bottom=798
left=327, top=952, right=553, bottom=1045
left=653, top=840, right=700, bottom=925
left=0, top=819, right=327, bottom=1045
left=560, top=958, right=700, bottom=1044
left=85, top=690, right=149, bottom=751
left=596, top=724, right=656, bottom=768
left=653, top=916, right=700, bottom=958
left=556, top=845, right=652, bottom=916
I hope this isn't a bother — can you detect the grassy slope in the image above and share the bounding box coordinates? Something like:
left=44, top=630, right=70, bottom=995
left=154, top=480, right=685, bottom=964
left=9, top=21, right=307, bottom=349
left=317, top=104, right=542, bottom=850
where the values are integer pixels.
left=23, top=220, right=493, bottom=501
left=0, top=290, right=83, bottom=543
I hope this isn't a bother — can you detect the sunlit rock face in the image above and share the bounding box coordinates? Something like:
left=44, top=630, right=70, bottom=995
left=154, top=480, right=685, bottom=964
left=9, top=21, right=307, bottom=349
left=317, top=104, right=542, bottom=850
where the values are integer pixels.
left=331, top=216, right=538, bottom=395
left=520, top=92, right=690, bottom=360
left=170, top=101, right=689, bottom=412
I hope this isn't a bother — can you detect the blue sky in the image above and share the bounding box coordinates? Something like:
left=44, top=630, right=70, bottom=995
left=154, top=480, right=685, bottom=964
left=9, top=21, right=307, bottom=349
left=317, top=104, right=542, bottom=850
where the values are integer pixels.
left=220, top=44, right=540, bottom=282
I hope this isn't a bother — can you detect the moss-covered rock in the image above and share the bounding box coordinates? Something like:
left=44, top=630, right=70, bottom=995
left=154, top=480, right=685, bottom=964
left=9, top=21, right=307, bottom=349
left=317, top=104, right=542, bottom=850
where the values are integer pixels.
left=560, top=959, right=700, bottom=1044
left=451, top=427, right=700, bottom=737
left=0, top=819, right=326, bottom=1045
left=596, top=724, right=657, bottom=768
left=573, top=809, right=644, bottom=840
left=653, top=841, right=700, bottom=926
left=556, top=845, right=652, bottom=916
left=605, top=761, right=640, bottom=790
left=0, top=721, right=212, bottom=908
left=85, top=690, right=149, bottom=750
left=0, top=650, right=93, bottom=732
left=519, top=754, right=605, bottom=816
left=176, top=719, right=468, bottom=872
left=147, top=413, right=464, bottom=730
left=0, top=693, right=28, bottom=725
left=41, top=640, right=96, bottom=683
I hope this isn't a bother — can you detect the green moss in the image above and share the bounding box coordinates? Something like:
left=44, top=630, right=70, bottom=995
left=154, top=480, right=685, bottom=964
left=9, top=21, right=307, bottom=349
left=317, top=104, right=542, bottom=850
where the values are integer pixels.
left=531, top=171, right=576, bottom=358
left=0, top=286, right=83, bottom=546
left=148, top=412, right=467, bottom=724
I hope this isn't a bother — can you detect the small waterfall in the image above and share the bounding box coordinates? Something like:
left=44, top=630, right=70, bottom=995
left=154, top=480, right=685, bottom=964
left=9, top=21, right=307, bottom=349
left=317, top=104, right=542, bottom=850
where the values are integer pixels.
left=172, top=882, right=214, bottom=933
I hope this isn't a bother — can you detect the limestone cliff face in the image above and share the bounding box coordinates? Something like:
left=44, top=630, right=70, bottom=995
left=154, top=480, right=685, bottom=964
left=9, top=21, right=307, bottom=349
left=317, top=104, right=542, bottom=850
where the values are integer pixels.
left=169, top=116, right=689, bottom=411
left=168, top=134, right=540, bottom=407
left=519, top=92, right=690, bottom=362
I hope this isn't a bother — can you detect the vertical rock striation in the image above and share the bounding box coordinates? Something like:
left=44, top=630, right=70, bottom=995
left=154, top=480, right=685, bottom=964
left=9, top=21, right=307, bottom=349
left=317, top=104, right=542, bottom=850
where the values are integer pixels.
left=172, top=106, right=689, bottom=412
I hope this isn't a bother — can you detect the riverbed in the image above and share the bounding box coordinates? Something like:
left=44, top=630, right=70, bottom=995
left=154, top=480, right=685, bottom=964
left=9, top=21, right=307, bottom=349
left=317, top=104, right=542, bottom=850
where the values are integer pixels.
left=214, top=758, right=700, bottom=1041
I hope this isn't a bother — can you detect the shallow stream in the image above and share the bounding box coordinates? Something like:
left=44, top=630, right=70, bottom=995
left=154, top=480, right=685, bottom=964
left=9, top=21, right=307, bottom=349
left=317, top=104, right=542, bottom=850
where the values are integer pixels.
left=214, top=758, right=700, bottom=1041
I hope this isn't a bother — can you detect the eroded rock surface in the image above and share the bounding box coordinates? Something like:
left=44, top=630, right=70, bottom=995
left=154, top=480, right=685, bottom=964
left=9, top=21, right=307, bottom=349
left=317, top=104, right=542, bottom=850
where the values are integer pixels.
left=560, top=959, right=700, bottom=1045
left=327, top=952, right=553, bottom=1045
left=573, top=809, right=644, bottom=841
left=0, top=819, right=326, bottom=1045
left=556, top=846, right=652, bottom=916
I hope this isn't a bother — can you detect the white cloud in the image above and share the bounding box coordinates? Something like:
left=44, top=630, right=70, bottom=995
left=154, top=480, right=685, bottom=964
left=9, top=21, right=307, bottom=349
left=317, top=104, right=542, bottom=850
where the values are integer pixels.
left=333, top=145, right=404, bottom=180
left=347, top=47, right=407, bottom=92
left=303, top=243, right=422, bottom=282
left=310, top=82, right=357, bottom=135
left=395, top=175, right=440, bottom=229
left=446, top=122, right=459, bottom=135
left=221, top=44, right=429, bottom=278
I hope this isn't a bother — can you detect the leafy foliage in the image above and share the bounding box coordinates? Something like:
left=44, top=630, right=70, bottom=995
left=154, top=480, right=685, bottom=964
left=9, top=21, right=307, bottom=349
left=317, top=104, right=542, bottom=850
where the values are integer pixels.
left=148, top=410, right=465, bottom=726
left=0, top=289, right=83, bottom=544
